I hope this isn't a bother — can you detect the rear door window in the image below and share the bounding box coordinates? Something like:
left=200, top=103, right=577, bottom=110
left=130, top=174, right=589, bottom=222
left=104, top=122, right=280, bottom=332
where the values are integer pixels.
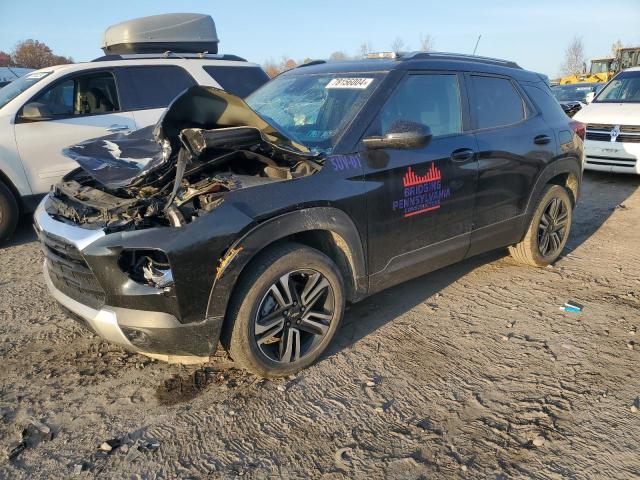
left=120, top=66, right=195, bottom=110
left=202, top=65, right=269, bottom=97
left=468, top=75, right=525, bottom=129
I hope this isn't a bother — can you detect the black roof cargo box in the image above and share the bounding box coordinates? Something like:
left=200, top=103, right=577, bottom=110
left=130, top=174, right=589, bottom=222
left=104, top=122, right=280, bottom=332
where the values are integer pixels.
left=102, top=13, right=219, bottom=55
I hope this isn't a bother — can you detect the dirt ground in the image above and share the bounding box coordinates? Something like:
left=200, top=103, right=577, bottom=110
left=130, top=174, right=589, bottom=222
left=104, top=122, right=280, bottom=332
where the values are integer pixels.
left=0, top=171, right=639, bottom=479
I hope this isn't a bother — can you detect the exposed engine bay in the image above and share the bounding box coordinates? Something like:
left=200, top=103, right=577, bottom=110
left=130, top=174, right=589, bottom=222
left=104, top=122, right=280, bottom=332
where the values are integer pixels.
left=46, top=86, right=322, bottom=232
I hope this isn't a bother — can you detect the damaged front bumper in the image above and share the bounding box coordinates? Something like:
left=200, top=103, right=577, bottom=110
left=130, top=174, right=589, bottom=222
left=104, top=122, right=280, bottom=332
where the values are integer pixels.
left=33, top=199, right=237, bottom=361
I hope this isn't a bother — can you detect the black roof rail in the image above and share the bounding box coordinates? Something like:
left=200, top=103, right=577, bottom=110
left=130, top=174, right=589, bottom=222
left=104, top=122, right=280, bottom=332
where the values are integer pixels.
left=296, top=59, right=327, bottom=68
left=91, top=52, right=247, bottom=62
left=401, top=51, right=522, bottom=69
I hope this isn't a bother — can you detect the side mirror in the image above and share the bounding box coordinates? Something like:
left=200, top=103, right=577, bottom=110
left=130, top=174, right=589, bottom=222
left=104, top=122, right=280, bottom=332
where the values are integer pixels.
left=18, top=102, right=53, bottom=122
left=363, top=121, right=433, bottom=150
left=585, top=92, right=595, bottom=104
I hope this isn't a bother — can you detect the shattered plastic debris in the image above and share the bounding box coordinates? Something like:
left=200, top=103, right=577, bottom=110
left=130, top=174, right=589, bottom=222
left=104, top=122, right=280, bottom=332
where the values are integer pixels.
left=8, top=419, right=53, bottom=460
left=559, top=300, right=583, bottom=313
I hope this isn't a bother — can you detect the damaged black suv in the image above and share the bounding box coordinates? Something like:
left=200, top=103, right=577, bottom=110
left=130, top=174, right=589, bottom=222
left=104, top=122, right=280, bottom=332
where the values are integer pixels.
left=35, top=52, right=584, bottom=377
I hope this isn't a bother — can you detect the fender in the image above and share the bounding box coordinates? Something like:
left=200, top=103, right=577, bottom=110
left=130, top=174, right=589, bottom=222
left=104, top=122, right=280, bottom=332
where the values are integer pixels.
left=205, top=206, right=368, bottom=321
left=519, top=156, right=582, bottom=234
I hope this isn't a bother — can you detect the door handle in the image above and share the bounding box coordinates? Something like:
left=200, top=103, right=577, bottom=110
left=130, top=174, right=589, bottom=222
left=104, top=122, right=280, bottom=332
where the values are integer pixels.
left=534, top=134, right=551, bottom=145
left=450, top=148, right=475, bottom=162
left=107, top=124, right=131, bottom=132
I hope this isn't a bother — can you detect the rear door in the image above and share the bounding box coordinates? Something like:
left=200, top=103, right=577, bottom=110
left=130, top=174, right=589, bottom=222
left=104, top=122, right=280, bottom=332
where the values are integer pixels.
left=116, top=65, right=196, bottom=128
left=14, top=69, right=136, bottom=194
left=465, top=73, right=557, bottom=255
left=363, top=71, right=478, bottom=290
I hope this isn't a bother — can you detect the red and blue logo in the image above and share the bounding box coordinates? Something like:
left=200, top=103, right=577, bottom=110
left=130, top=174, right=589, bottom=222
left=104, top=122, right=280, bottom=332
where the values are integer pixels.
left=393, top=163, right=450, bottom=217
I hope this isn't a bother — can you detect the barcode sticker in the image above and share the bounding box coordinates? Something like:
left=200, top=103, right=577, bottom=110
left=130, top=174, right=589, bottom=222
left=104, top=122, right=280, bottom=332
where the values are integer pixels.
left=325, top=78, right=374, bottom=89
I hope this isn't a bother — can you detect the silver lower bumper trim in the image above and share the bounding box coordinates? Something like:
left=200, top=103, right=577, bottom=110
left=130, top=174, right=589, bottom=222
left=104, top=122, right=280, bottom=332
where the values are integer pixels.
left=44, top=265, right=134, bottom=348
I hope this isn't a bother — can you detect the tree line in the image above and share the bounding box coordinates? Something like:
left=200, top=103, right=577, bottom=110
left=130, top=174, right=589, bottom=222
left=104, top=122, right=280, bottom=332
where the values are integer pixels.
left=0, top=40, right=73, bottom=69
left=262, top=34, right=435, bottom=77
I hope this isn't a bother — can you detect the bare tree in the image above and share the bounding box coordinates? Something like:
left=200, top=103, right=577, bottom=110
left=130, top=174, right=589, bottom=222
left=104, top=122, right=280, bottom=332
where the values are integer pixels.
left=329, top=51, right=349, bottom=61
left=358, top=41, right=372, bottom=57
left=419, top=34, right=434, bottom=52
left=560, top=37, right=586, bottom=76
left=0, top=51, right=11, bottom=67
left=11, top=39, right=73, bottom=69
left=390, top=37, right=405, bottom=53
left=262, top=58, right=279, bottom=78
left=279, top=56, right=297, bottom=72
left=611, top=39, right=624, bottom=56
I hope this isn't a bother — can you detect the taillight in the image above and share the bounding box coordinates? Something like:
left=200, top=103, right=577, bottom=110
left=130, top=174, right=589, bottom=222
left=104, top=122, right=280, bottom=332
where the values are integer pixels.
left=570, top=120, right=586, bottom=141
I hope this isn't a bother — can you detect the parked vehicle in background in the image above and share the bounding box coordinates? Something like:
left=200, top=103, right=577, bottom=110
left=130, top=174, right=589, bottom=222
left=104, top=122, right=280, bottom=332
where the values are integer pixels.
left=0, top=13, right=269, bottom=241
left=574, top=67, right=640, bottom=174
left=560, top=47, right=640, bottom=85
left=551, top=82, right=604, bottom=117
left=0, top=67, right=35, bottom=88
left=34, top=51, right=584, bottom=377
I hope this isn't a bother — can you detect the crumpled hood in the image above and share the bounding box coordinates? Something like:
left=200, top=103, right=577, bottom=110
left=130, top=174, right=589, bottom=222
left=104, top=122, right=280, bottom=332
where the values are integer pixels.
left=63, top=86, right=310, bottom=189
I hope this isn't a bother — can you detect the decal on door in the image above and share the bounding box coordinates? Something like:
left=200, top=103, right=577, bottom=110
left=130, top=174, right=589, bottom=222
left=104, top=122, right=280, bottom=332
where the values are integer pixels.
left=392, top=163, right=450, bottom=218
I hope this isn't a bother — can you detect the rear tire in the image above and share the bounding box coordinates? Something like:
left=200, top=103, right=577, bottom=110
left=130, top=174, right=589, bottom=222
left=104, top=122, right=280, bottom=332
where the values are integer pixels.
left=0, top=180, right=19, bottom=244
left=223, top=242, right=345, bottom=377
left=509, top=184, right=572, bottom=267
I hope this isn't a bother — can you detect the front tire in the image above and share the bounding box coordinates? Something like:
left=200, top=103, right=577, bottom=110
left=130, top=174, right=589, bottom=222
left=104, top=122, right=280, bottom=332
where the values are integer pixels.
left=0, top=180, right=19, bottom=243
left=509, top=184, right=573, bottom=267
left=223, top=242, right=345, bottom=377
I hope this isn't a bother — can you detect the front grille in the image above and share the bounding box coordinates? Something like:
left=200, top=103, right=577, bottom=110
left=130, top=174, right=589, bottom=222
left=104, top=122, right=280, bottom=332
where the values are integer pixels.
left=38, top=230, right=105, bottom=309
left=585, top=155, right=637, bottom=168
left=586, top=124, right=640, bottom=143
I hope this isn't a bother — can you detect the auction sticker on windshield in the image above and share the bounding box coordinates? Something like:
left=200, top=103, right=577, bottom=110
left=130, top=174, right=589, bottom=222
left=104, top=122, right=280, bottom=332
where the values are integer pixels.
left=325, top=78, right=374, bottom=89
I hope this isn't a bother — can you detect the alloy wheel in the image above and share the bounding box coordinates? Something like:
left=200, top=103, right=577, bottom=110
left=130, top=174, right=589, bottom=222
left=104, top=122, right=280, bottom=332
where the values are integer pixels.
left=537, top=196, right=569, bottom=257
left=254, top=269, right=335, bottom=364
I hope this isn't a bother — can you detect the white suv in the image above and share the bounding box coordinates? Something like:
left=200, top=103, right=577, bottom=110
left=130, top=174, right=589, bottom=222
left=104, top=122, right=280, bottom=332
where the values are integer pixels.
left=573, top=67, right=640, bottom=175
left=0, top=53, right=269, bottom=240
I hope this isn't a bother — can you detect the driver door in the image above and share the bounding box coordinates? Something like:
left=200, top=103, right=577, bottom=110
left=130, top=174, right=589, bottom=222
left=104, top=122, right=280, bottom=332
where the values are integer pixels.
left=363, top=72, right=478, bottom=291
left=14, top=69, right=136, bottom=194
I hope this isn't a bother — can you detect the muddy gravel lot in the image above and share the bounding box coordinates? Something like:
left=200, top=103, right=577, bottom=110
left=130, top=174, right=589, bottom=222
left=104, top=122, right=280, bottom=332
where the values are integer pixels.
left=1, top=172, right=639, bottom=479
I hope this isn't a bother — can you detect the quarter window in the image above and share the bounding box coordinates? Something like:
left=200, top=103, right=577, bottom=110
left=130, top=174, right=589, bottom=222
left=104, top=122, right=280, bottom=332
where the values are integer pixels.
left=123, top=66, right=195, bottom=110
left=469, top=75, right=525, bottom=129
left=30, top=71, right=119, bottom=117
left=379, top=74, right=462, bottom=137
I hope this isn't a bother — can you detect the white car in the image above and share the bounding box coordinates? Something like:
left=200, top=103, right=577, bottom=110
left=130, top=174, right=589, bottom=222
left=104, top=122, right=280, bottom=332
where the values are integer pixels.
left=0, top=54, right=269, bottom=240
left=573, top=67, right=640, bottom=175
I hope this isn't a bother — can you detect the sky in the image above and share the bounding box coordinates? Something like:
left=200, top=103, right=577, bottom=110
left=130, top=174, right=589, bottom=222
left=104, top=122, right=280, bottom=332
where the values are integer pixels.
left=1, top=0, right=639, bottom=77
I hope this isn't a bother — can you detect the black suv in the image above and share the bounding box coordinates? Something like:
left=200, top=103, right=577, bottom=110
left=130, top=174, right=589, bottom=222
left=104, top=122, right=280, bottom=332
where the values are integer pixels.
left=35, top=52, right=584, bottom=377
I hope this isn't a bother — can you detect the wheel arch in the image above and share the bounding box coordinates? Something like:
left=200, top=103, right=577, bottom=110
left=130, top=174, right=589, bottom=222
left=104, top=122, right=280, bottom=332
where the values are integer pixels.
left=0, top=168, right=22, bottom=213
left=524, top=157, right=582, bottom=216
left=205, top=206, right=368, bottom=322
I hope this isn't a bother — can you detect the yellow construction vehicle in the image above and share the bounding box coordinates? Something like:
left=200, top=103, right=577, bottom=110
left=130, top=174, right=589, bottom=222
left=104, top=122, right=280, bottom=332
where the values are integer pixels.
left=560, top=46, right=640, bottom=85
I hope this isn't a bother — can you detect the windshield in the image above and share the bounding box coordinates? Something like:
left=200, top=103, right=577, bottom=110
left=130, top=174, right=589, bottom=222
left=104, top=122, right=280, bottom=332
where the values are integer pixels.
left=246, top=72, right=384, bottom=154
left=551, top=84, right=597, bottom=102
left=595, top=71, right=640, bottom=103
left=0, top=71, right=52, bottom=110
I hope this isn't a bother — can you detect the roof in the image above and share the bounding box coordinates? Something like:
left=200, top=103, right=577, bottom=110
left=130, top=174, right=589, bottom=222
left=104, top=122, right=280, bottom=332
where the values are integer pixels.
left=285, top=52, right=542, bottom=82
